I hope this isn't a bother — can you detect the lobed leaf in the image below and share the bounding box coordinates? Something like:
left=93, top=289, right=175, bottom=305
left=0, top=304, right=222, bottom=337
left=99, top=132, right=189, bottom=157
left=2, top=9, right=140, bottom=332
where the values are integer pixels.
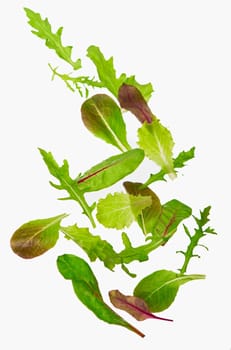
left=96, top=192, right=152, bottom=229
left=87, top=45, right=153, bottom=101
left=81, top=93, right=131, bottom=151
left=24, top=8, right=81, bottom=70
left=57, top=254, right=144, bottom=337
left=134, top=269, right=205, bottom=312
left=138, top=119, right=175, bottom=177
left=77, top=149, right=144, bottom=193
left=10, top=214, right=67, bottom=258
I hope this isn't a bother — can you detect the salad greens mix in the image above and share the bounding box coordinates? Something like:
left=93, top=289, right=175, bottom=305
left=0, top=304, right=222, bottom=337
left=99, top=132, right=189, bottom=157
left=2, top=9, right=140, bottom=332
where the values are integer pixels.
left=10, top=8, right=217, bottom=337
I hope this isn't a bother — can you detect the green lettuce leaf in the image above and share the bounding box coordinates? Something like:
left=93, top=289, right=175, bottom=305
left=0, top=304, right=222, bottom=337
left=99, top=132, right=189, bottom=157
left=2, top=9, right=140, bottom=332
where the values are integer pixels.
left=57, top=254, right=144, bottom=337
left=77, top=149, right=144, bottom=192
left=96, top=192, right=152, bottom=229
left=138, top=119, right=175, bottom=177
left=24, top=8, right=81, bottom=70
left=81, top=93, right=131, bottom=151
left=134, top=269, right=205, bottom=312
left=10, top=214, right=67, bottom=258
left=87, top=45, right=153, bottom=101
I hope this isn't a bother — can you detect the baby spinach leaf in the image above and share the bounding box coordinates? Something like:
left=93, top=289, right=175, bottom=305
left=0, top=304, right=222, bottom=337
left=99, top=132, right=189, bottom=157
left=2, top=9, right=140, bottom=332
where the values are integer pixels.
left=61, top=225, right=120, bottom=270
left=57, top=254, right=145, bottom=337
left=96, top=193, right=152, bottom=229
left=118, top=84, right=154, bottom=123
left=81, top=93, right=131, bottom=152
left=134, top=270, right=205, bottom=312
left=123, top=182, right=162, bottom=235
left=109, top=290, right=172, bottom=322
left=138, top=119, right=175, bottom=177
left=24, top=8, right=81, bottom=70
left=77, top=149, right=144, bottom=192
left=10, top=214, right=67, bottom=258
left=39, top=148, right=95, bottom=227
left=87, top=45, right=153, bottom=101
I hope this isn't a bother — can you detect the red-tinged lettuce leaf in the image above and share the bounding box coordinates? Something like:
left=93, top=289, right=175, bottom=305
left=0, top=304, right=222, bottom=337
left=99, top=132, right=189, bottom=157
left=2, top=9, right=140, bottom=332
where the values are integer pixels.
left=87, top=45, right=153, bottom=101
left=109, top=290, right=173, bottom=322
left=57, top=254, right=145, bottom=337
left=118, top=84, right=154, bottom=123
left=134, top=269, right=205, bottom=312
left=77, top=149, right=144, bottom=193
left=123, top=181, right=161, bottom=235
left=10, top=214, right=67, bottom=258
left=81, top=93, right=131, bottom=152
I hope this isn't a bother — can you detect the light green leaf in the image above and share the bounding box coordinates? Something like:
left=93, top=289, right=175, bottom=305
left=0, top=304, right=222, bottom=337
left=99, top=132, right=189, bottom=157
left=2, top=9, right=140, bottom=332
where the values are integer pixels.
left=24, top=8, right=81, bottom=70
left=77, top=149, right=144, bottom=192
left=61, top=225, right=120, bottom=270
left=138, top=119, right=175, bottom=176
left=81, top=93, right=131, bottom=152
left=96, top=193, right=152, bottom=229
left=134, top=269, right=205, bottom=312
left=10, top=214, right=67, bottom=258
left=87, top=45, right=153, bottom=101
left=57, top=254, right=144, bottom=337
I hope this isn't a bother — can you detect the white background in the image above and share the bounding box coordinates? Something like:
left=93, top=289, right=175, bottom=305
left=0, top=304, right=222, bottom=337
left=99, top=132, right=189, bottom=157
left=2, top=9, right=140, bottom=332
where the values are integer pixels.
left=1, top=1, right=231, bottom=349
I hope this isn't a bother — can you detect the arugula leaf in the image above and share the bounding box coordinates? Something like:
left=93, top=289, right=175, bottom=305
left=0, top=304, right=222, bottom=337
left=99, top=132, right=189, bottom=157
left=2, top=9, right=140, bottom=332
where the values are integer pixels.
left=77, top=149, right=145, bottom=193
left=24, top=8, right=81, bottom=70
left=61, top=225, right=120, bottom=270
left=123, top=182, right=162, bottom=235
left=134, top=270, right=205, bottom=312
left=96, top=193, right=152, bottom=229
left=81, top=93, right=131, bottom=151
left=178, top=206, right=217, bottom=274
left=118, top=84, right=154, bottom=123
left=10, top=214, right=67, bottom=258
left=142, top=147, right=195, bottom=187
left=39, top=148, right=95, bottom=227
left=57, top=254, right=145, bottom=337
left=87, top=46, right=153, bottom=101
left=109, top=290, right=173, bottom=322
left=138, top=119, right=175, bottom=177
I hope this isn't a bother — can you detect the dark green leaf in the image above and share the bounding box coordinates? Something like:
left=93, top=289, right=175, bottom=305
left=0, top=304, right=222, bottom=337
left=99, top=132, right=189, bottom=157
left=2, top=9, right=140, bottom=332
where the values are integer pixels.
left=57, top=254, right=144, bottom=337
left=123, top=182, right=162, bottom=235
left=10, top=214, right=67, bottom=258
left=81, top=94, right=131, bottom=151
left=118, top=84, right=154, bottom=123
left=134, top=269, right=205, bottom=312
left=77, top=149, right=144, bottom=192
left=87, top=45, right=153, bottom=101
left=24, top=8, right=81, bottom=70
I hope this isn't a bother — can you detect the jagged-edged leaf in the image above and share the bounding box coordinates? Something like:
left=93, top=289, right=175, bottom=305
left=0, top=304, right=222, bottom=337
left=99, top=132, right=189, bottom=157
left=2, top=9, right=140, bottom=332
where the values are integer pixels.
left=10, top=214, right=67, bottom=258
left=77, top=149, right=144, bottom=193
left=87, top=45, right=153, bottom=101
left=123, top=181, right=161, bottom=235
left=57, top=254, right=144, bottom=337
left=134, top=269, right=205, bottom=312
left=96, top=193, right=152, bottom=229
left=138, top=119, right=175, bottom=177
left=109, top=290, right=173, bottom=322
left=24, top=8, right=81, bottom=70
left=61, top=225, right=120, bottom=270
left=118, top=84, right=154, bottom=123
left=81, top=94, right=131, bottom=151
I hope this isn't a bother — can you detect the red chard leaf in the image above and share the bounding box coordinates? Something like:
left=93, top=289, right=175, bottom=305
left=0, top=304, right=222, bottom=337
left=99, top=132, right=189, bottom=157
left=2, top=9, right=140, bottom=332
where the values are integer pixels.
left=118, top=84, right=154, bottom=123
left=109, top=290, right=173, bottom=322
